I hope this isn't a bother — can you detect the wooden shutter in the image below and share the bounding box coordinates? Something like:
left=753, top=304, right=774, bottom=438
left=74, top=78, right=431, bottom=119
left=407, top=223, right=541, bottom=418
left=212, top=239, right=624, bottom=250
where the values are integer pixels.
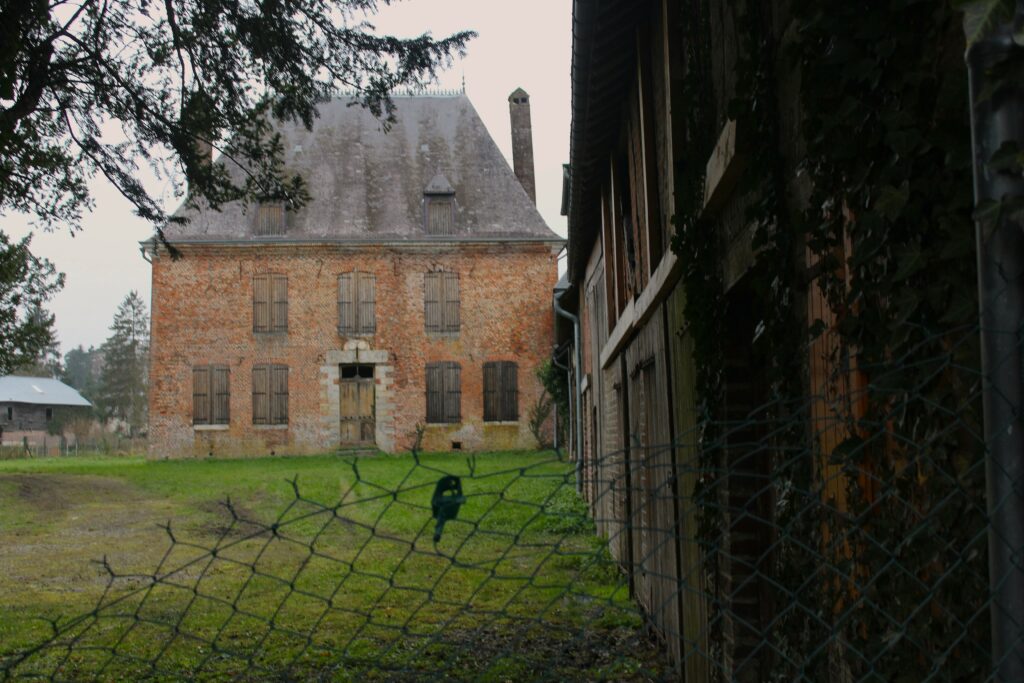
left=212, top=366, right=230, bottom=424
left=271, top=365, right=289, bottom=425
left=270, top=366, right=290, bottom=423
left=271, top=275, right=288, bottom=333
left=483, top=362, right=498, bottom=422
left=425, top=363, right=443, bottom=423
left=502, top=362, right=518, bottom=421
left=442, top=272, right=460, bottom=333
left=192, top=367, right=211, bottom=425
left=256, top=202, right=285, bottom=236
left=424, top=272, right=440, bottom=333
left=358, top=273, right=376, bottom=334
left=426, top=199, right=453, bottom=235
left=252, top=365, right=269, bottom=424
left=444, top=362, right=461, bottom=424
left=253, top=274, right=271, bottom=333
left=339, top=274, right=354, bottom=333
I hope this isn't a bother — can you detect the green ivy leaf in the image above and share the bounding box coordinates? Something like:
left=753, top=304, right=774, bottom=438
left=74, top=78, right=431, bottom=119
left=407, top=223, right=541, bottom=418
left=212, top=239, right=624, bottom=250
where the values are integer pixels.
left=957, top=0, right=1016, bottom=47
left=988, top=140, right=1024, bottom=172
left=876, top=181, right=911, bottom=221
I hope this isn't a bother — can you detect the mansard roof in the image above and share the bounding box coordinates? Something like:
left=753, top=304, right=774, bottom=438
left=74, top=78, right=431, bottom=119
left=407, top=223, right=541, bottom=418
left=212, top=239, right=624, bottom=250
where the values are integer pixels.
left=163, top=94, right=561, bottom=245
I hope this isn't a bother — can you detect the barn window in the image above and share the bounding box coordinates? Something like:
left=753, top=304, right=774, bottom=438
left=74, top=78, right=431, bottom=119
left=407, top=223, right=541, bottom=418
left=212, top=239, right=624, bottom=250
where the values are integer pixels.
left=253, top=274, right=288, bottom=333
left=45, top=407, right=53, bottom=421
left=193, top=365, right=230, bottom=425
left=253, top=364, right=288, bottom=425
left=5, top=406, right=11, bottom=421
left=424, top=271, right=460, bottom=334
left=255, top=201, right=287, bottom=236
left=425, top=361, right=461, bottom=424
left=483, top=362, right=519, bottom=422
left=338, top=272, right=376, bottom=335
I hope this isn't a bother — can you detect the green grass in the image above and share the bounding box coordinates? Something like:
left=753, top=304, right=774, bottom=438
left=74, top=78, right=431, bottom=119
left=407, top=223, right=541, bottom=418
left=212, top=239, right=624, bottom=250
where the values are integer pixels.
left=0, top=452, right=664, bottom=681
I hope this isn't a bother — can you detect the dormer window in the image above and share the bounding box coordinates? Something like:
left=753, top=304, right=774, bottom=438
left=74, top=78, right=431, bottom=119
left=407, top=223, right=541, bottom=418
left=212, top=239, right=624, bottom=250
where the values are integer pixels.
left=423, top=173, right=455, bottom=236
left=255, top=201, right=286, bottom=236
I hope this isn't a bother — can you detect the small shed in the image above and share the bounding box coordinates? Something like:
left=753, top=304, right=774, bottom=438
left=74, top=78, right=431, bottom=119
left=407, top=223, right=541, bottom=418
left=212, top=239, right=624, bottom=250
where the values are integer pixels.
left=0, top=376, right=92, bottom=440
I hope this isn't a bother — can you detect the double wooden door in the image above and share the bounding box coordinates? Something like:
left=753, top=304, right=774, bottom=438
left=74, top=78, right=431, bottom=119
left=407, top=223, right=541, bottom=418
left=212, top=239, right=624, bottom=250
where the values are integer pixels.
left=340, top=365, right=375, bottom=445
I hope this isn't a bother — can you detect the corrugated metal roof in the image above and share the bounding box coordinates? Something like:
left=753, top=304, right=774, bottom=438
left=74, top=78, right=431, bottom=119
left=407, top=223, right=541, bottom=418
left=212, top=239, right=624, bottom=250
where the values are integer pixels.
left=0, top=376, right=92, bottom=407
left=164, top=95, right=563, bottom=246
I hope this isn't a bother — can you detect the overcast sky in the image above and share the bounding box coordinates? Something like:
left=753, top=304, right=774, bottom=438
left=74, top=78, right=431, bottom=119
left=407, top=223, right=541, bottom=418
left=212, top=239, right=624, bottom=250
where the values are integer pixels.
left=4, top=0, right=571, bottom=355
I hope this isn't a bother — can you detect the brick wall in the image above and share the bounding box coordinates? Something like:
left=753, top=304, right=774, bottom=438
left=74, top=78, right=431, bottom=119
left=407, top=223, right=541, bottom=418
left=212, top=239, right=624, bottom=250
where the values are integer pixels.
left=148, top=242, right=559, bottom=457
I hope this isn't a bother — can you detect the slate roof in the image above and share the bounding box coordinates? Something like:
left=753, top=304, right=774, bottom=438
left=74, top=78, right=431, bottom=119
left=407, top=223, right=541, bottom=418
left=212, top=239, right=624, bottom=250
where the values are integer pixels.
left=164, top=95, right=562, bottom=245
left=0, top=376, right=92, bottom=407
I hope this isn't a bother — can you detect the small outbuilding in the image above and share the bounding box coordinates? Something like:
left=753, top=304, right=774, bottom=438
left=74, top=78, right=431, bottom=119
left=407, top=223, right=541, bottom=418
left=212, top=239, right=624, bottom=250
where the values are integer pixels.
left=0, top=376, right=92, bottom=445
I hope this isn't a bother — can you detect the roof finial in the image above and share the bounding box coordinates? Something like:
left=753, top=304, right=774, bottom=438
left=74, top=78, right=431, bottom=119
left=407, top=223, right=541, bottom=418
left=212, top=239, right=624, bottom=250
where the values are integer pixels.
left=461, top=70, right=466, bottom=94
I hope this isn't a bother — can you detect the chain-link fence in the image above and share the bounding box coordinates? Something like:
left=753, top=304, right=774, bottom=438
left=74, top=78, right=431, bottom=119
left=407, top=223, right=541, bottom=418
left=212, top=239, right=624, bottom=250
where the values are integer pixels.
left=0, top=316, right=1017, bottom=682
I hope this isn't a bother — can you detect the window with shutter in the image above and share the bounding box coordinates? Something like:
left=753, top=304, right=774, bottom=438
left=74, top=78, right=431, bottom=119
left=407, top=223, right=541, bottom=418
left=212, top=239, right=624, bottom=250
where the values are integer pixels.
left=255, top=202, right=286, bottom=236
left=193, top=366, right=210, bottom=425
left=425, top=198, right=454, bottom=235
left=338, top=272, right=376, bottom=335
left=425, top=361, right=461, bottom=424
left=483, top=361, right=518, bottom=422
left=253, top=364, right=288, bottom=425
left=193, top=365, right=230, bottom=425
left=254, top=274, right=288, bottom=333
left=424, top=271, right=460, bottom=334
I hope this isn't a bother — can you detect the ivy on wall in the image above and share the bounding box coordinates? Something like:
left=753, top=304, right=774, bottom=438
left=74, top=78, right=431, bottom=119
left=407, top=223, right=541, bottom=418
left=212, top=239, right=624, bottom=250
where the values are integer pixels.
left=669, top=0, right=998, bottom=678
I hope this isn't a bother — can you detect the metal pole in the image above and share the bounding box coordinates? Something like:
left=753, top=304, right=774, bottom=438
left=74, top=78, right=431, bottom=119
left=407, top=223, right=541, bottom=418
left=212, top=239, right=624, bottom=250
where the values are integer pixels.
left=967, top=14, right=1024, bottom=680
left=553, top=295, right=585, bottom=493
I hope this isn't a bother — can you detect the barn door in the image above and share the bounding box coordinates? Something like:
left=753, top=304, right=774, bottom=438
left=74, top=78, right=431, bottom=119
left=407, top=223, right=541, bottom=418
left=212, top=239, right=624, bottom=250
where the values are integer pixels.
left=340, top=365, right=375, bottom=445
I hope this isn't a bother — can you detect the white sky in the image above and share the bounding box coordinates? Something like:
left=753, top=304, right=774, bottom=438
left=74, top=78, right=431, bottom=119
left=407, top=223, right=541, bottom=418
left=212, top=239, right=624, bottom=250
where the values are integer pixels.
left=3, top=0, right=571, bottom=354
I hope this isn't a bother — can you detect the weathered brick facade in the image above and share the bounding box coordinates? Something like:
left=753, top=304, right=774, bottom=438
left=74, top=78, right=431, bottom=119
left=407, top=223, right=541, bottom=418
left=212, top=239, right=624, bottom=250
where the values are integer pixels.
left=148, top=243, right=558, bottom=456
left=146, top=93, right=562, bottom=457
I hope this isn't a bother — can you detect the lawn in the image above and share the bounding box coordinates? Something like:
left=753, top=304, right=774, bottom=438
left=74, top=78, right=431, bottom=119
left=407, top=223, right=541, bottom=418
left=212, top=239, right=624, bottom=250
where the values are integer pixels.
left=0, top=452, right=667, bottom=681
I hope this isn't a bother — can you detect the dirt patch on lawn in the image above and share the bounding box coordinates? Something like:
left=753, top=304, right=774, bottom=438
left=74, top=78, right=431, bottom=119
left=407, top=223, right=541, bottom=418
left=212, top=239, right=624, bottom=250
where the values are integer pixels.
left=2, top=473, right=144, bottom=514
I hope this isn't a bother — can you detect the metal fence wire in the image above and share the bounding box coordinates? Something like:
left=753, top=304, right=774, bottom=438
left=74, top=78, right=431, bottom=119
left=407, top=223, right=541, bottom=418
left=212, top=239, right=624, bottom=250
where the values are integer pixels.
left=0, top=320, right=1021, bottom=681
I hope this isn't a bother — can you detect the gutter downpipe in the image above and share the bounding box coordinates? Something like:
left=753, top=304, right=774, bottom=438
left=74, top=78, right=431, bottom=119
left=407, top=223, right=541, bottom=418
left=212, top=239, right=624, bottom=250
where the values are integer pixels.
left=967, top=13, right=1024, bottom=680
left=554, top=293, right=584, bottom=494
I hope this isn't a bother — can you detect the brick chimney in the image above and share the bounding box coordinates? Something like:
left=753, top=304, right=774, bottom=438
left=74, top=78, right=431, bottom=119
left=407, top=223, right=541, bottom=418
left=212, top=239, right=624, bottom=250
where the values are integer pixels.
left=508, top=88, right=537, bottom=204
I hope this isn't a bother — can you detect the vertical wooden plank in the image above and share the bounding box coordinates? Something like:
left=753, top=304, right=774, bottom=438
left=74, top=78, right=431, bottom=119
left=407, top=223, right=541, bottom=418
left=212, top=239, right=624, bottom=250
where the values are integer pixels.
left=253, top=274, right=270, bottom=333
left=443, top=272, right=460, bottom=333
left=424, top=273, right=439, bottom=333
left=271, top=365, right=289, bottom=424
left=213, top=366, right=230, bottom=424
left=505, top=362, right=518, bottom=421
left=252, top=365, right=268, bottom=424
left=444, top=362, right=461, bottom=423
left=340, top=380, right=357, bottom=442
left=359, top=379, right=375, bottom=441
left=359, top=273, right=376, bottom=334
left=192, top=367, right=210, bottom=425
left=272, top=275, right=288, bottom=332
left=338, top=274, right=353, bottom=333
left=483, top=362, right=496, bottom=421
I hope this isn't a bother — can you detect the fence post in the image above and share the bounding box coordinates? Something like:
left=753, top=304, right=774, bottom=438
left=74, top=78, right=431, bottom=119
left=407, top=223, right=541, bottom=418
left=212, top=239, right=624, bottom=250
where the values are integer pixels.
left=967, top=15, right=1024, bottom=680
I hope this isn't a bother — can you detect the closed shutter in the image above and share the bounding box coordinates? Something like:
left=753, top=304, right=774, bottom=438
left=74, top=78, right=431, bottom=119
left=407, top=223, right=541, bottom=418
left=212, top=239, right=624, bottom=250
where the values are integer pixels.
left=443, top=272, right=460, bottom=333
left=212, top=366, right=230, bottom=424
left=339, top=274, right=354, bottom=333
left=358, top=273, right=376, bottom=334
left=502, top=362, right=518, bottom=421
left=425, top=363, right=443, bottom=423
left=424, top=272, right=440, bottom=333
left=483, top=363, right=498, bottom=422
left=193, top=367, right=210, bottom=425
left=271, top=365, right=289, bottom=425
left=271, top=275, right=288, bottom=332
left=427, top=199, right=453, bottom=235
left=444, top=362, right=461, bottom=424
left=252, top=365, right=269, bottom=424
left=253, top=274, right=271, bottom=333
left=256, top=202, right=286, bottom=236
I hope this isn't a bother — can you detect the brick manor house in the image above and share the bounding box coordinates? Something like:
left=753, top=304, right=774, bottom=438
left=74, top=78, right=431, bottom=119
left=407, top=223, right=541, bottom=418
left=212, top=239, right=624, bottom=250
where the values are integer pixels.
left=145, top=91, right=563, bottom=457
